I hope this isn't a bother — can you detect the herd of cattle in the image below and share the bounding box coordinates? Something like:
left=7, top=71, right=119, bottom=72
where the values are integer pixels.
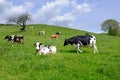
left=4, top=31, right=98, bottom=54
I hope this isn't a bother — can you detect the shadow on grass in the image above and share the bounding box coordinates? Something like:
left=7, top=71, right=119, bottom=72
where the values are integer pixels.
left=60, top=49, right=90, bottom=54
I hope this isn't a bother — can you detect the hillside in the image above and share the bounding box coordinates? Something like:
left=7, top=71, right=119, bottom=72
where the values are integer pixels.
left=0, top=24, right=120, bottom=80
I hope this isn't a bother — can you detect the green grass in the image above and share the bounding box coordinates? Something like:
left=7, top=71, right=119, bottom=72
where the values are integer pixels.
left=0, top=24, right=120, bottom=80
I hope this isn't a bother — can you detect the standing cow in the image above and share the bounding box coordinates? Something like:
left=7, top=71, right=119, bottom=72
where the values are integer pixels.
left=5, top=35, right=24, bottom=47
left=63, top=34, right=98, bottom=54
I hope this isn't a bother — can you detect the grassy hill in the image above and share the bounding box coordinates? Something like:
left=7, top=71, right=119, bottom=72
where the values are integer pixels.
left=0, top=24, right=120, bottom=80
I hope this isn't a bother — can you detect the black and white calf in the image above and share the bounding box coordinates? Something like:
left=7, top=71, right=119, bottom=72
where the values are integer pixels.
left=34, top=42, right=57, bottom=54
left=63, top=34, right=98, bottom=54
left=5, top=35, right=24, bottom=47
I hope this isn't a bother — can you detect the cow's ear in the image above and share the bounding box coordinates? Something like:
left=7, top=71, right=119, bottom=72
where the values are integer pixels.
left=33, top=43, right=36, bottom=45
left=40, top=43, right=42, bottom=45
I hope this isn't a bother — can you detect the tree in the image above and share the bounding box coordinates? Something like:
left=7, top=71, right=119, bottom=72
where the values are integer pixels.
left=8, top=13, right=31, bottom=31
left=101, top=19, right=119, bottom=35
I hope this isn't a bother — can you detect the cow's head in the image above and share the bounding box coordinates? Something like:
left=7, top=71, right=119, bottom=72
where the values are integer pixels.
left=5, top=35, right=9, bottom=39
left=33, top=42, right=43, bottom=52
left=19, top=36, right=24, bottom=39
left=4, top=35, right=12, bottom=41
left=63, top=39, right=69, bottom=46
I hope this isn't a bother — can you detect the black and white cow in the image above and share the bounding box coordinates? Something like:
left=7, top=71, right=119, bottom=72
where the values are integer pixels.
left=63, top=34, right=98, bottom=54
left=34, top=42, right=57, bottom=54
left=39, top=31, right=45, bottom=35
left=5, top=35, right=24, bottom=47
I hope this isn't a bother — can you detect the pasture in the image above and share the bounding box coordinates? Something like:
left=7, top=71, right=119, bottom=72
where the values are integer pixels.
left=0, top=24, right=120, bottom=80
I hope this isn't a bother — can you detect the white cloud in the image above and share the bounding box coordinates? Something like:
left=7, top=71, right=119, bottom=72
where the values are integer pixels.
left=0, top=0, right=12, bottom=23
left=33, top=0, right=70, bottom=23
left=6, top=1, right=34, bottom=16
left=0, top=0, right=91, bottom=29
left=33, top=0, right=91, bottom=27
left=0, top=0, right=11, bottom=14
left=72, top=3, right=91, bottom=16
left=0, top=0, right=34, bottom=23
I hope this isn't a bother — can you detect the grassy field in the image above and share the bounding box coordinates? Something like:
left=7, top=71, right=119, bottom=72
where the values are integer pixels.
left=0, top=24, right=120, bottom=80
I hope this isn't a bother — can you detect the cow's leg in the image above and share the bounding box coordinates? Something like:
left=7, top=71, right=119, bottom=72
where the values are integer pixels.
left=93, top=45, right=98, bottom=54
left=20, top=39, right=24, bottom=46
left=77, top=44, right=83, bottom=53
left=91, top=40, right=98, bottom=54
left=73, top=43, right=82, bottom=53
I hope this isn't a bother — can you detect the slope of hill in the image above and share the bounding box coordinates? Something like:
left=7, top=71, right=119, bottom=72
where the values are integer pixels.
left=0, top=24, right=120, bottom=80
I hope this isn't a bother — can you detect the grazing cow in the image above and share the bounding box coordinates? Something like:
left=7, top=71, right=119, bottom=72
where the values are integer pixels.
left=5, top=35, right=24, bottom=47
left=51, top=34, right=58, bottom=39
left=50, top=32, right=60, bottom=39
left=34, top=42, right=57, bottom=54
left=63, top=34, right=98, bottom=54
left=39, top=31, right=45, bottom=35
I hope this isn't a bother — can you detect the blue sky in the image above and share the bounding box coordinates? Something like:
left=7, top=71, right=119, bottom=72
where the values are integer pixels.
left=0, top=0, right=120, bottom=33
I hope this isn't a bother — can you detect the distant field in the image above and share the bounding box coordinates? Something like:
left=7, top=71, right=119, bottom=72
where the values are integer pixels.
left=0, top=24, right=120, bottom=80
